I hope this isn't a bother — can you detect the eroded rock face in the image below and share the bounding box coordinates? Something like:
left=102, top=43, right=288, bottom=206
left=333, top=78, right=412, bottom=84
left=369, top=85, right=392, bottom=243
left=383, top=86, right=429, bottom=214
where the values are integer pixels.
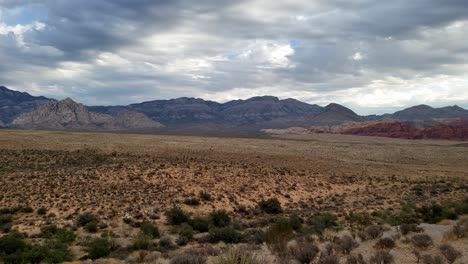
left=12, top=98, right=164, bottom=131
left=342, top=119, right=468, bottom=140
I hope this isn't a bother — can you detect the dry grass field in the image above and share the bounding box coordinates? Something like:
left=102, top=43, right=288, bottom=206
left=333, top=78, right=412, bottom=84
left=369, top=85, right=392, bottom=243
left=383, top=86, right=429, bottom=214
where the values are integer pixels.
left=0, top=129, right=467, bottom=263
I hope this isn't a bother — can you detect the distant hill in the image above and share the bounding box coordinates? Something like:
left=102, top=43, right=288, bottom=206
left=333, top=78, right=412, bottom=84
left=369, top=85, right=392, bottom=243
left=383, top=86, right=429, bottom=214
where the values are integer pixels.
left=0, top=86, right=51, bottom=123
left=369, top=104, right=468, bottom=121
left=2, top=85, right=468, bottom=136
left=12, top=98, right=163, bottom=131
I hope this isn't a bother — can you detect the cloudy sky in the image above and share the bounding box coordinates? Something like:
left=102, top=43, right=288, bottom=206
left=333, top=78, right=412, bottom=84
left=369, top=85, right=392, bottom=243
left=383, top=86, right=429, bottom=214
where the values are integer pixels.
left=1, top=0, right=468, bottom=114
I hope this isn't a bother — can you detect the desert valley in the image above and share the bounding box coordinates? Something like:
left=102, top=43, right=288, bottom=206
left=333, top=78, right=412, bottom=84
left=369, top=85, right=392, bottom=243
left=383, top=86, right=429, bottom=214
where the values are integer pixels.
left=2, top=1, right=468, bottom=263
left=0, top=86, right=468, bottom=264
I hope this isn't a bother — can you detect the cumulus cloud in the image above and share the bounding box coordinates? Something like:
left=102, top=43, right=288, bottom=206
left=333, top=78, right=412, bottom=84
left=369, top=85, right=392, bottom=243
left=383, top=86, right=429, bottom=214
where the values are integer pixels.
left=0, top=0, right=468, bottom=114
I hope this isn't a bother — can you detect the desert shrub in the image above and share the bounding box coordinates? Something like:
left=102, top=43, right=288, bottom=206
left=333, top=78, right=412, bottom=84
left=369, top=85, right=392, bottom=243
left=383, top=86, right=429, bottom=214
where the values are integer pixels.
left=0, top=232, right=71, bottom=264
left=265, top=221, right=293, bottom=257
left=416, top=204, right=456, bottom=224
left=84, top=221, right=98, bottom=233
left=242, top=228, right=265, bottom=244
left=184, top=198, right=201, bottom=206
left=335, top=235, right=358, bottom=254
left=208, top=226, right=242, bottom=243
left=365, top=225, right=383, bottom=240
left=289, top=214, right=302, bottom=230
left=0, top=215, right=12, bottom=225
left=132, top=231, right=153, bottom=250
left=290, top=239, right=320, bottom=264
left=369, top=250, right=394, bottom=264
left=452, top=216, right=468, bottom=238
left=384, top=205, right=420, bottom=226
left=86, top=237, right=112, bottom=260
left=421, top=254, right=443, bottom=264
left=140, top=222, right=160, bottom=239
left=318, top=254, right=340, bottom=264
left=190, top=216, right=210, bottom=232
left=307, top=213, right=338, bottom=235
left=0, top=232, right=27, bottom=255
left=209, top=210, right=231, bottom=227
left=411, top=234, right=433, bottom=249
left=40, top=225, right=75, bottom=244
left=399, top=223, right=423, bottom=236
left=40, top=239, right=72, bottom=263
left=176, top=223, right=194, bottom=246
left=77, top=212, right=98, bottom=227
left=0, top=208, right=14, bottom=215
left=346, top=254, right=367, bottom=264
left=37, top=207, right=47, bottom=215
left=166, top=206, right=190, bottom=225
left=347, top=212, right=372, bottom=227
left=212, top=247, right=260, bottom=264
left=40, top=225, right=58, bottom=238
left=199, top=191, right=212, bottom=201
left=170, top=253, right=207, bottom=264
left=439, top=244, right=461, bottom=264
left=374, top=237, right=395, bottom=249
left=19, top=207, right=33, bottom=213
left=159, top=236, right=176, bottom=251
left=356, top=231, right=369, bottom=242
left=0, top=223, right=11, bottom=233
left=258, top=198, right=282, bottom=214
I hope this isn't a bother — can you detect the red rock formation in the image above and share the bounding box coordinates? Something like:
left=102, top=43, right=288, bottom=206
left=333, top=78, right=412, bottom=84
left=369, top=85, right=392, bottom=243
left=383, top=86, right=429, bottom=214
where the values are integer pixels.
left=342, top=119, right=468, bottom=141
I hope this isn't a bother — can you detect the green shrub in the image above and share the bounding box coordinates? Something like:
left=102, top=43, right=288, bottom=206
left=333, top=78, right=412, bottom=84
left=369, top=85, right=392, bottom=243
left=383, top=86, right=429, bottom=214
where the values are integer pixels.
left=140, top=222, right=160, bottom=239
left=19, top=207, right=34, bottom=214
left=77, top=212, right=98, bottom=227
left=40, top=225, right=75, bottom=244
left=0, top=232, right=27, bottom=255
left=189, top=216, right=210, bottom=232
left=347, top=212, right=372, bottom=227
left=84, top=221, right=98, bottom=233
left=399, top=224, right=423, bottom=236
left=159, top=236, right=175, bottom=251
left=40, top=239, right=72, bottom=263
left=208, top=226, right=242, bottom=243
left=0, top=215, right=12, bottom=225
left=307, top=213, right=338, bottom=235
left=289, top=215, right=302, bottom=230
left=184, top=198, right=201, bottom=206
left=200, top=191, right=212, bottom=201
left=209, top=210, right=231, bottom=227
left=132, top=231, right=153, bottom=250
left=259, top=198, right=282, bottom=214
left=86, top=237, right=112, bottom=260
left=0, top=232, right=72, bottom=264
left=179, top=223, right=194, bottom=240
left=37, top=207, right=47, bottom=215
left=265, top=221, right=293, bottom=257
left=165, top=206, right=190, bottom=225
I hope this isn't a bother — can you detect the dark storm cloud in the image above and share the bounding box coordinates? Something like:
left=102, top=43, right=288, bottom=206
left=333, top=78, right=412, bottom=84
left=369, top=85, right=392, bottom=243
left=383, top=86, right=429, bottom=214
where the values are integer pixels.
left=1, top=0, right=468, bottom=113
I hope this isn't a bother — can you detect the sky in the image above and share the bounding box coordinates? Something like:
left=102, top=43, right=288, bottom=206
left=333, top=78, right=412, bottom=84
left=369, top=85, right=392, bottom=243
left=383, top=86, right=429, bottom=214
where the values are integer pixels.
left=1, top=1, right=468, bottom=115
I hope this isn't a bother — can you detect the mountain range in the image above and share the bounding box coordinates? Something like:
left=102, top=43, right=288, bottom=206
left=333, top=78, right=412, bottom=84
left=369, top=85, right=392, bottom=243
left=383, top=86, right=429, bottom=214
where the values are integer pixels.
left=1, top=85, right=468, bottom=137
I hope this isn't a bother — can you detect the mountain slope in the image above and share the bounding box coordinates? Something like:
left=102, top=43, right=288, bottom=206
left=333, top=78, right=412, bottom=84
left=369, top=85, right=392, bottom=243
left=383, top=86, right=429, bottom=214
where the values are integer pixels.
left=0, top=86, right=51, bottom=123
left=12, top=98, right=164, bottom=131
left=302, top=103, right=364, bottom=125
left=376, top=104, right=468, bottom=121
